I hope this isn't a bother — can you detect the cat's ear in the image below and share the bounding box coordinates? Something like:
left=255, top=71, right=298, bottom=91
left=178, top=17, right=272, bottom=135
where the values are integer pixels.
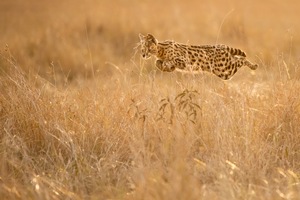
left=147, top=33, right=157, bottom=45
left=139, top=33, right=145, bottom=41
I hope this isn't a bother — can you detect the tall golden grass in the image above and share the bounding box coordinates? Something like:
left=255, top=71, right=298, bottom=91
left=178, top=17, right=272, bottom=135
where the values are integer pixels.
left=1, top=0, right=300, bottom=199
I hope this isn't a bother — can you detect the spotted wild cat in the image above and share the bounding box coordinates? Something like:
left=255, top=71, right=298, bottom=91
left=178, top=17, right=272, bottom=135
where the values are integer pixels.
left=139, top=33, right=258, bottom=80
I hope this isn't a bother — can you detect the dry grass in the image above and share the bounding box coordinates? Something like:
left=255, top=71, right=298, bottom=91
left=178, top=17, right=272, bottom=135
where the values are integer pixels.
left=1, top=0, right=300, bottom=199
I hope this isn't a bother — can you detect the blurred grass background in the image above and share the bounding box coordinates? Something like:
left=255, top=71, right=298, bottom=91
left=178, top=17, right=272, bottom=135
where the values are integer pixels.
left=1, top=0, right=299, bottom=82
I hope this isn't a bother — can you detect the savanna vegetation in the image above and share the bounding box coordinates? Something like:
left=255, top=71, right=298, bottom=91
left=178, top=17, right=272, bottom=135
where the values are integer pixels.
left=1, top=0, right=300, bottom=199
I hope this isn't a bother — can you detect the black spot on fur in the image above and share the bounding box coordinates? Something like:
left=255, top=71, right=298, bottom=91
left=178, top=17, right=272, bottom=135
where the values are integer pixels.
left=233, top=67, right=237, bottom=74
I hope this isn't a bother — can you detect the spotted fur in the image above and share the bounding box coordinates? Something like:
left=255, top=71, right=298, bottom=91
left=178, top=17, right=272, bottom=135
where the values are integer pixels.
left=139, top=33, right=258, bottom=80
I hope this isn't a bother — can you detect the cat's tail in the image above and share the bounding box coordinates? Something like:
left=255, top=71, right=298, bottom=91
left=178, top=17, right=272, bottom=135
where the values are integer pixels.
left=228, top=46, right=246, bottom=57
